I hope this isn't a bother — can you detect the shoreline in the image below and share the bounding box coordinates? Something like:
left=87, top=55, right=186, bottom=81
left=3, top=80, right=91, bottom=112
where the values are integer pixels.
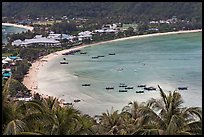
left=22, top=29, right=202, bottom=102
left=2, top=22, right=34, bottom=31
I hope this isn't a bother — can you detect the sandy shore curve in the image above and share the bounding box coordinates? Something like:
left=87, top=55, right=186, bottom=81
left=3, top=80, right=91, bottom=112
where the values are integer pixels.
left=2, top=22, right=34, bottom=31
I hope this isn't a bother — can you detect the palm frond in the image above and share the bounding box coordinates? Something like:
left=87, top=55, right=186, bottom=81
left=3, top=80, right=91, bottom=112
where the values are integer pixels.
left=17, top=131, right=43, bottom=135
left=3, top=119, right=26, bottom=135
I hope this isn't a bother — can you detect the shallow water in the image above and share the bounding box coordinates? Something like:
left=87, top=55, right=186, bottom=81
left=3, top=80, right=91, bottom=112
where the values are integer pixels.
left=2, top=25, right=27, bottom=44
left=37, top=32, right=201, bottom=116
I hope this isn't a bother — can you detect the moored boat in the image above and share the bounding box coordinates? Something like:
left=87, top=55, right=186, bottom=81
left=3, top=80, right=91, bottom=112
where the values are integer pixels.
left=136, top=90, right=144, bottom=93
left=144, top=86, right=156, bottom=90
left=80, top=52, right=87, bottom=54
left=178, top=87, right=188, bottom=90
left=82, top=84, right=91, bottom=86
left=125, top=86, right=134, bottom=89
left=119, top=85, right=127, bottom=87
left=108, top=53, right=116, bottom=55
left=106, top=87, right=114, bottom=90
left=60, top=61, right=68, bottom=64
left=98, top=55, right=105, bottom=57
left=92, top=56, right=99, bottom=59
left=119, top=90, right=128, bottom=92
left=74, top=99, right=81, bottom=102
left=63, top=102, right=72, bottom=105
left=138, top=84, right=146, bottom=87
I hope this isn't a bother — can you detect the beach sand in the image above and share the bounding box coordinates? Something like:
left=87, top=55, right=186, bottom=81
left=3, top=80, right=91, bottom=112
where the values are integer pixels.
left=2, top=22, right=34, bottom=31
left=22, top=29, right=202, bottom=102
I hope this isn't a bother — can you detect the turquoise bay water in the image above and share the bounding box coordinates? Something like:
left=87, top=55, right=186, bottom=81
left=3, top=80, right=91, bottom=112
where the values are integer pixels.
left=2, top=25, right=27, bottom=44
left=38, top=32, right=202, bottom=116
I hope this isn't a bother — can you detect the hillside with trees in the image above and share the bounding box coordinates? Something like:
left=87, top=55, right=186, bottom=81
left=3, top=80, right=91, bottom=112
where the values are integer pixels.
left=2, top=2, right=202, bottom=23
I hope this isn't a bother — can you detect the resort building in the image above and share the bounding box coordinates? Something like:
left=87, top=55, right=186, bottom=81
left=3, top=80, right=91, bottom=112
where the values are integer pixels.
left=94, top=23, right=118, bottom=33
left=102, top=24, right=117, bottom=30
left=47, top=33, right=75, bottom=41
left=78, top=31, right=93, bottom=41
left=12, top=35, right=61, bottom=47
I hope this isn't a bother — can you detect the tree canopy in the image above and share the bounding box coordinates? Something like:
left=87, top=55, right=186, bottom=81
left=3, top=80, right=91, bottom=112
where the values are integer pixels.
left=2, top=2, right=202, bottom=23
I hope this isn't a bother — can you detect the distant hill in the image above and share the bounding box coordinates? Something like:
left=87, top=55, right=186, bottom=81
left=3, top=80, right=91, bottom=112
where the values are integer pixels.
left=2, top=2, right=202, bottom=22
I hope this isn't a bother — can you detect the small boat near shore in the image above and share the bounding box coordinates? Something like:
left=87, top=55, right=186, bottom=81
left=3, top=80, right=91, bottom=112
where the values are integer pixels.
left=80, top=52, right=87, bottom=54
left=82, top=84, right=91, bottom=86
left=41, top=59, right=48, bottom=62
left=144, top=86, right=156, bottom=90
left=116, top=68, right=123, bottom=71
left=119, top=90, right=128, bottom=92
left=63, top=102, right=72, bottom=105
left=106, top=87, right=114, bottom=90
left=178, top=87, right=188, bottom=90
left=60, top=61, right=68, bottom=64
left=92, top=56, right=99, bottom=59
left=109, top=53, right=116, bottom=55
left=98, top=55, right=105, bottom=57
left=74, top=99, right=81, bottom=102
left=138, top=84, right=146, bottom=87
left=119, top=85, right=127, bottom=87
left=136, top=90, right=144, bottom=93
left=125, top=86, right=134, bottom=89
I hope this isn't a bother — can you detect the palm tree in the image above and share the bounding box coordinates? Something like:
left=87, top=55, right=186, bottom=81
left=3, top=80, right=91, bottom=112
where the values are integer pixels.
left=96, top=108, right=124, bottom=135
left=50, top=105, right=82, bottom=135
left=2, top=78, right=54, bottom=135
left=121, top=101, right=149, bottom=134
left=71, top=114, right=97, bottom=135
left=133, top=85, right=202, bottom=135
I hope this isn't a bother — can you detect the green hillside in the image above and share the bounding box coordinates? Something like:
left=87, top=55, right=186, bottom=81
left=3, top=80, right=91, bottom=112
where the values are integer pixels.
left=2, top=2, right=202, bottom=22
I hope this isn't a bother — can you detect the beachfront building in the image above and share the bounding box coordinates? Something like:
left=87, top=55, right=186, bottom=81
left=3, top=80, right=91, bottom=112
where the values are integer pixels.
left=47, top=33, right=76, bottom=41
left=2, top=56, right=23, bottom=79
left=77, top=31, right=93, bottom=41
left=94, top=23, right=118, bottom=34
left=12, top=35, right=61, bottom=47
left=102, top=24, right=117, bottom=30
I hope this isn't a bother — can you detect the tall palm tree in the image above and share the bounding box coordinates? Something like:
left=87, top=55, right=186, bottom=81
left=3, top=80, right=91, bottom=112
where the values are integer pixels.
left=133, top=85, right=202, bottom=135
left=71, top=114, right=97, bottom=135
left=121, top=101, right=150, bottom=135
left=2, top=78, right=55, bottom=135
left=96, top=108, right=125, bottom=135
left=50, top=105, right=82, bottom=135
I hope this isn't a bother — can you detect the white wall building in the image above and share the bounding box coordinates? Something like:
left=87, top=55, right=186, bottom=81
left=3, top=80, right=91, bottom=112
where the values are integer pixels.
left=78, top=31, right=93, bottom=41
left=12, top=36, right=61, bottom=47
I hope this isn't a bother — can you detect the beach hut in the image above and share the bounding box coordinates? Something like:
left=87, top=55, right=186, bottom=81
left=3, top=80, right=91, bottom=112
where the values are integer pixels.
left=3, top=68, right=11, bottom=72
left=5, top=57, right=12, bottom=62
left=16, top=58, right=23, bottom=61
left=3, top=72, right=12, bottom=78
left=11, top=62, right=16, bottom=66
left=9, top=56, right=18, bottom=60
left=2, top=60, right=8, bottom=64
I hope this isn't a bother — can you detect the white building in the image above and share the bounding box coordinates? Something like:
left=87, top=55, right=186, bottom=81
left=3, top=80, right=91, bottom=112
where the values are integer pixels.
left=94, top=23, right=118, bottom=34
left=102, top=24, right=117, bottom=30
left=12, top=36, right=61, bottom=47
left=78, top=31, right=93, bottom=41
left=48, top=33, right=75, bottom=41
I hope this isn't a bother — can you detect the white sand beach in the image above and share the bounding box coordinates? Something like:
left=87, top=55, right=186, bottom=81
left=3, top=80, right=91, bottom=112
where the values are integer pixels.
left=2, top=22, right=34, bottom=31
left=22, top=29, right=202, bottom=102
